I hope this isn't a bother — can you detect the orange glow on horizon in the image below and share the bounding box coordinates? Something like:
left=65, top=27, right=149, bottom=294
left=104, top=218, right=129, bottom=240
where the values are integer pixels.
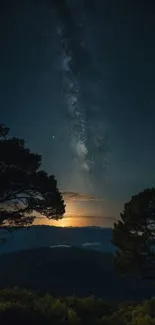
left=33, top=214, right=113, bottom=228
left=34, top=216, right=94, bottom=227
left=33, top=202, right=114, bottom=228
left=33, top=201, right=86, bottom=227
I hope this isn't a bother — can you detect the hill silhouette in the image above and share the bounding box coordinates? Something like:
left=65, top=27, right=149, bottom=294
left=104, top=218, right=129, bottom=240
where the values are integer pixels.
left=0, top=246, right=153, bottom=301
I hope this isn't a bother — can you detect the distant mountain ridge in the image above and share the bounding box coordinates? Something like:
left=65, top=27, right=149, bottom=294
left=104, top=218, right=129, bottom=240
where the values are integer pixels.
left=0, top=226, right=114, bottom=254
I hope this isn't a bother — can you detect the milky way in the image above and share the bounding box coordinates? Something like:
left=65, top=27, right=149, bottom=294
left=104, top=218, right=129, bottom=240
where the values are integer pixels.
left=52, top=0, right=108, bottom=189
left=1, top=0, right=155, bottom=224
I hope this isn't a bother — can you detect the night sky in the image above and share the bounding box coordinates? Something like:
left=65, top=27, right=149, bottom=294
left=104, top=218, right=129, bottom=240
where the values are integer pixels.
left=1, top=0, right=155, bottom=227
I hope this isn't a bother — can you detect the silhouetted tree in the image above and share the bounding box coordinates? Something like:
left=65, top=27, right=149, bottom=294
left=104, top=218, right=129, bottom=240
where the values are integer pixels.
left=0, top=124, right=65, bottom=227
left=112, top=188, right=155, bottom=279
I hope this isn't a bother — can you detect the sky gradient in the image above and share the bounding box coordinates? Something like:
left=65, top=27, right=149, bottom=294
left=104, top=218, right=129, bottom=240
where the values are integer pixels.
left=1, top=0, right=155, bottom=227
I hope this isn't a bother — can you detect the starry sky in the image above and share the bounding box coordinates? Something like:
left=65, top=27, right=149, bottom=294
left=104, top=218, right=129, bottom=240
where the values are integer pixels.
left=1, top=0, right=155, bottom=227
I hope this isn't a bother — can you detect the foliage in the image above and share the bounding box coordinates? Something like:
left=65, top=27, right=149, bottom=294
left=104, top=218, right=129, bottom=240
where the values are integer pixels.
left=0, top=124, right=65, bottom=227
left=0, top=288, right=154, bottom=325
left=112, top=188, right=155, bottom=279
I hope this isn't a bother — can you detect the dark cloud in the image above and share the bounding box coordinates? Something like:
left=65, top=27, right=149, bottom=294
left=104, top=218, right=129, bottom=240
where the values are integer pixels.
left=72, top=215, right=117, bottom=221
left=62, top=191, right=104, bottom=202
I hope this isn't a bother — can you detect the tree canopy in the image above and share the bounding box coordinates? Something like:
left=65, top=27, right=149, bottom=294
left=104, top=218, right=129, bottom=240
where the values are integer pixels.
left=0, top=124, right=65, bottom=227
left=0, top=287, right=155, bottom=325
left=112, top=188, right=155, bottom=279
